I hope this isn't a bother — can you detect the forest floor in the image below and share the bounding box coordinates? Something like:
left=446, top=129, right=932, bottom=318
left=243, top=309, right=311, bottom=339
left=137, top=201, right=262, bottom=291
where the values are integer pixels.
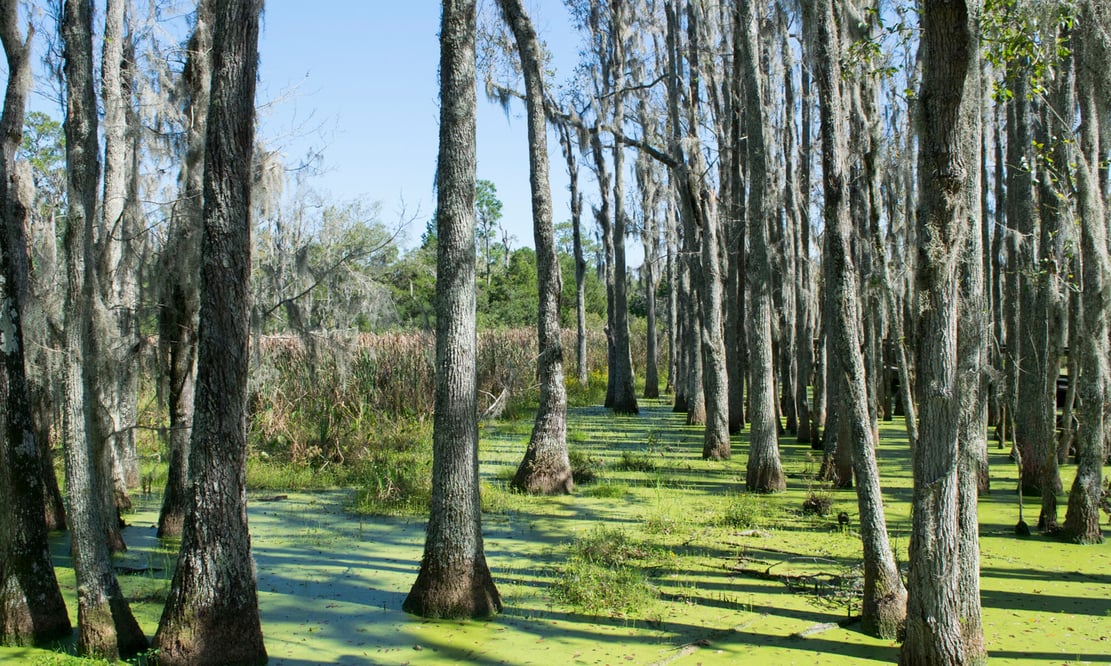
left=5, top=398, right=1111, bottom=665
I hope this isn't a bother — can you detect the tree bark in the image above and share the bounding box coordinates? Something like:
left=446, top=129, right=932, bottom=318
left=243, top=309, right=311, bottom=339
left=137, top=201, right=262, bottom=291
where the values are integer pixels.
left=738, top=0, right=783, bottom=491
left=1062, top=0, right=1109, bottom=544
left=497, top=0, right=572, bottom=495
left=805, top=0, right=907, bottom=637
left=0, top=5, right=72, bottom=646
left=901, top=1, right=985, bottom=663
left=99, top=0, right=140, bottom=511
left=157, top=0, right=211, bottom=539
left=403, top=0, right=501, bottom=619
left=608, top=0, right=639, bottom=416
left=152, top=1, right=267, bottom=662
left=60, top=0, right=147, bottom=658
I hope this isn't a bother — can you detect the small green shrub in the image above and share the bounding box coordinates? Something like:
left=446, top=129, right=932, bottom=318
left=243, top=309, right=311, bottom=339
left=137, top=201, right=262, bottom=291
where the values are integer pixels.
left=551, top=527, right=660, bottom=618
left=713, top=493, right=777, bottom=530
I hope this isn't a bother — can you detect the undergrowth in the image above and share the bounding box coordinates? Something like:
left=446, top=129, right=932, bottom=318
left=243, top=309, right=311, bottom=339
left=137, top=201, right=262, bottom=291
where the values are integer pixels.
left=551, top=526, right=663, bottom=619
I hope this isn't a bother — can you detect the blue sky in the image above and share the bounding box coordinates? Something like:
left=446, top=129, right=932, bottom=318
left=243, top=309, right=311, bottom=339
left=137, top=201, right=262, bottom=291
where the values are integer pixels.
left=257, top=1, right=588, bottom=252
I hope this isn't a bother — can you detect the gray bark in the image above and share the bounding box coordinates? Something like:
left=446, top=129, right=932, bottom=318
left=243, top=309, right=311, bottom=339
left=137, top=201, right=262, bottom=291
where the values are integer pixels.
left=60, top=0, right=147, bottom=658
left=402, top=0, right=501, bottom=619
left=900, top=1, right=985, bottom=663
left=739, top=0, right=782, bottom=490
left=157, top=0, right=211, bottom=538
left=0, top=5, right=72, bottom=646
left=805, top=0, right=907, bottom=637
left=497, top=0, right=572, bottom=495
left=1062, top=0, right=1109, bottom=544
left=608, top=0, right=638, bottom=415
left=152, top=0, right=267, bottom=661
left=99, top=0, right=140, bottom=509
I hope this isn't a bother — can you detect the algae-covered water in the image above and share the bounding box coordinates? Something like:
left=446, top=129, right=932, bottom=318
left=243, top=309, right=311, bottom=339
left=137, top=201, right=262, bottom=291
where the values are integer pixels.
left=3, top=400, right=1109, bottom=664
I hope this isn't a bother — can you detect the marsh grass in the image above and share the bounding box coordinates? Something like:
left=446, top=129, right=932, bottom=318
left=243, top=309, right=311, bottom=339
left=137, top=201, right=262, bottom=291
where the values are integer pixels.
left=551, top=526, right=662, bottom=619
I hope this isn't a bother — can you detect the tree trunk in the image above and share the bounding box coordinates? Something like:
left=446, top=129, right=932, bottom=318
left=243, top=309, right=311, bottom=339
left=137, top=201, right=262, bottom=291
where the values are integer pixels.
left=738, top=0, right=783, bottom=491
left=556, top=123, right=589, bottom=386
left=901, top=1, right=985, bottom=663
left=60, top=0, right=147, bottom=658
left=498, top=0, right=572, bottom=495
left=956, top=30, right=988, bottom=660
left=1062, top=1, right=1109, bottom=544
left=805, top=0, right=907, bottom=637
left=152, top=1, right=267, bottom=662
left=0, top=7, right=72, bottom=645
left=157, top=0, right=211, bottom=539
left=99, top=0, right=140, bottom=511
left=608, top=0, right=638, bottom=416
left=403, top=0, right=501, bottom=619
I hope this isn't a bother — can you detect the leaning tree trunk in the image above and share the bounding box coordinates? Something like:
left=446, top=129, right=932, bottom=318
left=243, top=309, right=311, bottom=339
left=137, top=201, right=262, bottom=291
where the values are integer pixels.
left=0, top=5, right=72, bottom=646
left=805, top=0, right=906, bottom=637
left=60, top=0, right=147, bottom=658
left=403, top=0, right=501, bottom=619
left=901, top=1, right=986, bottom=664
left=157, top=0, right=211, bottom=539
left=498, top=0, right=572, bottom=495
left=152, top=1, right=267, bottom=663
left=739, top=0, right=783, bottom=492
left=1062, top=1, right=1109, bottom=544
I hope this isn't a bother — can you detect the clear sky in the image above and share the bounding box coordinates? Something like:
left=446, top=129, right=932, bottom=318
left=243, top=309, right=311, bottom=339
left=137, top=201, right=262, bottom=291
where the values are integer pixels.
left=256, top=1, right=589, bottom=253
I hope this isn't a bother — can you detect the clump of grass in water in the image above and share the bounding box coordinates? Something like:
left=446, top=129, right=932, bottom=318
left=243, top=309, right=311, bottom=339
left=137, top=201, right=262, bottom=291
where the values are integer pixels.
left=713, top=493, right=778, bottom=530
left=614, top=450, right=656, bottom=473
left=551, top=526, right=660, bottom=618
left=568, top=446, right=604, bottom=484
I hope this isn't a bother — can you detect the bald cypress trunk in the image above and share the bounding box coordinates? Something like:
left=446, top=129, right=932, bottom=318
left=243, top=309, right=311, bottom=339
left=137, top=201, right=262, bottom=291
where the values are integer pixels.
left=1062, top=0, right=1109, bottom=544
left=901, top=1, right=985, bottom=662
left=0, top=5, right=72, bottom=646
left=805, top=0, right=907, bottom=637
left=157, top=0, right=211, bottom=539
left=498, top=0, right=572, bottom=495
left=60, top=0, right=147, bottom=658
left=738, top=0, right=783, bottom=491
left=152, top=1, right=267, bottom=662
left=403, top=0, right=501, bottom=619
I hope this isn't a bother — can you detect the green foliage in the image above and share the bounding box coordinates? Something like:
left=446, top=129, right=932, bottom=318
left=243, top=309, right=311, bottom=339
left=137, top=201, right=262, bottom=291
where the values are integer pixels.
left=480, top=247, right=538, bottom=327
left=983, top=0, right=1075, bottom=100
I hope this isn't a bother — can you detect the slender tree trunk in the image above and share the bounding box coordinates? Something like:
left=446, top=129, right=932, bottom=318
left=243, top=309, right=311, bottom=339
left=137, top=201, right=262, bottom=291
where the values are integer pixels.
left=556, top=123, right=589, bottom=386
left=805, top=0, right=906, bottom=637
left=956, top=31, right=988, bottom=660
left=152, top=1, right=267, bottom=662
left=0, top=7, right=72, bottom=645
left=498, top=0, right=572, bottom=495
left=60, top=0, right=147, bottom=658
left=157, top=0, right=211, bottom=539
left=901, top=1, right=985, bottom=663
left=608, top=0, right=638, bottom=415
left=402, top=0, right=501, bottom=619
left=99, top=0, right=140, bottom=511
left=1062, top=1, right=1109, bottom=543
left=796, top=52, right=815, bottom=444
left=739, top=0, right=782, bottom=491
